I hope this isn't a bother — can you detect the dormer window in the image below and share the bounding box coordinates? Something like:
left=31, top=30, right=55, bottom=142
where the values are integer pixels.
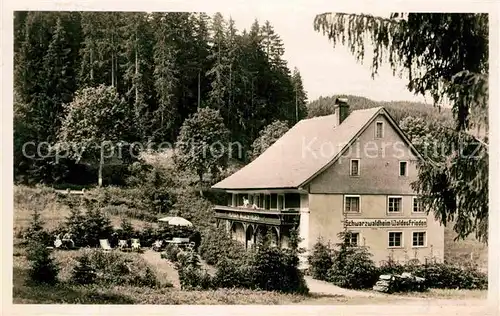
left=375, top=121, right=384, bottom=138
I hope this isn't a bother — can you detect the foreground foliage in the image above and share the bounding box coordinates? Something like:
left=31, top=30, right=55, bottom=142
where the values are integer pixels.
left=308, top=237, right=488, bottom=290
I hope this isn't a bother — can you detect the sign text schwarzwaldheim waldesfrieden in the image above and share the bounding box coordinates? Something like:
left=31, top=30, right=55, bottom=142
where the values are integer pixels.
left=344, top=218, right=427, bottom=228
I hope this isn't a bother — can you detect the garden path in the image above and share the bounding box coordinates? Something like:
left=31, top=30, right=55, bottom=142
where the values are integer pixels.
left=141, top=250, right=180, bottom=288
left=304, top=276, right=385, bottom=298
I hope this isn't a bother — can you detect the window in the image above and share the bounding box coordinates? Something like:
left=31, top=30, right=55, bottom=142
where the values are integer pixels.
left=412, top=232, right=426, bottom=247
left=388, top=232, right=403, bottom=247
left=344, top=196, right=360, bottom=213
left=345, top=232, right=359, bottom=247
left=388, top=197, right=402, bottom=213
left=375, top=121, right=384, bottom=138
left=399, top=161, right=408, bottom=176
left=413, top=197, right=423, bottom=213
left=350, top=159, right=360, bottom=176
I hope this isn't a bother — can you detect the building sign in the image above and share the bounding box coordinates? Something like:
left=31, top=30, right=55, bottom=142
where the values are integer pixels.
left=344, top=218, right=427, bottom=228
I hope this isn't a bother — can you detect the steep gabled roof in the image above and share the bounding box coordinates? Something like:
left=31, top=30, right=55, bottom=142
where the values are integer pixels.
left=212, top=106, right=419, bottom=190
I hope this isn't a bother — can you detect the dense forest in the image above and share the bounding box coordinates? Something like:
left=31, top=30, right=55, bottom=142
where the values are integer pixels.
left=13, top=11, right=308, bottom=185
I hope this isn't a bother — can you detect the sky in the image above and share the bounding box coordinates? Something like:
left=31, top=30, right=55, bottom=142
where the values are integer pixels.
left=224, top=11, right=430, bottom=104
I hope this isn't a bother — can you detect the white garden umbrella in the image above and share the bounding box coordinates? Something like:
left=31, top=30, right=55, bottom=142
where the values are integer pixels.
left=158, top=216, right=193, bottom=227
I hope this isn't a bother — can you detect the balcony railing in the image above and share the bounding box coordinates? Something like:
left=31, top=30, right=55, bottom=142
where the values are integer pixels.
left=214, top=205, right=299, bottom=226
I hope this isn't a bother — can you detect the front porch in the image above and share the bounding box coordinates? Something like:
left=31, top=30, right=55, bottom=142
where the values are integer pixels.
left=215, top=207, right=299, bottom=249
left=214, top=190, right=306, bottom=249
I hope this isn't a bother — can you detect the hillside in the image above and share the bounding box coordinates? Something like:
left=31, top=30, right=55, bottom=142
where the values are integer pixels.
left=307, top=95, right=454, bottom=125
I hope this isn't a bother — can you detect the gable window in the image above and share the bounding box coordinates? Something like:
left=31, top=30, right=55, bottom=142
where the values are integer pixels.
left=413, top=197, right=423, bottom=213
left=344, top=195, right=360, bottom=213
left=388, top=196, right=402, bottom=213
left=412, top=232, right=426, bottom=247
left=345, top=232, right=360, bottom=247
left=388, top=232, right=403, bottom=248
left=350, top=159, right=360, bottom=176
left=399, top=161, right=408, bottom=176
left=375, top=121, right=384, bottom=138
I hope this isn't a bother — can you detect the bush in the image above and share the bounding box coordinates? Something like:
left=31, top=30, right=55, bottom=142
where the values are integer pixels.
left=212, top=257, right=255, bottom=289
left=252, top=245, right=309, bottom=294
left=24, top=208, right=51, bottom=246
left=326, top=232, right=377, bottom=289
left=164, top=244, right=181, bottom=262
left=74, top=249, right=160, bottom=287
left=410, top=262, right=487, bottom=290
left=81, top=208, right=114, bottom=247
left=173, top=191, right=216, bottom=232
left=26, top=243, right=59, bottom=285
left=327, top=245, right=377, bottom=289
left=117, top=218, right=136, bottom=240
left=178, top=266, right=213, bottom=290
left=139, top=223, right=158, bottom=247
left=199, top=227, right=246, bottom=265
left=377, top=256, right=406, bottom=276
left=307, top=238, right=333, bottom=281
left=71, top=253, right=97, bottom=285
left=176, top=249, right=213, bottom=290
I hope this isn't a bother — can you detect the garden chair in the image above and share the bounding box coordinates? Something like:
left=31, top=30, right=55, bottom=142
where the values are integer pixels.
left=131, top=238, right=141, bottom=252
left=99, top=239, right=112, bottom=252
left=118, top=240, right=128, bottom=251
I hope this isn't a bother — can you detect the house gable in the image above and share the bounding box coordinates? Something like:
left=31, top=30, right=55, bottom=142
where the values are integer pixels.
left=307, top=111, right=419, bottom=195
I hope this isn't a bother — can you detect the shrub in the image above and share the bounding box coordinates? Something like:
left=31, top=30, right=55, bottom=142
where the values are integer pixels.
left=173, top=191, right=216, bottom=232
left=308, top=238, right=334, bottom=281
left=26, top=243, right=59, bottom=285
left=212, top=257, right=254, bottom=289
left=176, top=249, right=213, bottom=290
left=326, top=231, right=377, bottom=289
left=139, top=223, right=158, bottom=247
left=71, top=253, right=97, bottom=285
left=75, top=249, right=160, bottom=287
left=377, top=256, right=406, bottom=276
left=373, top=258, right=487, bottom=290
left=118, top=218, right=136, bottom=240
left=251, top=245, right=309, bottom=294
left=178, top=266, right=213, bottom=290
left=80, top=208, right=114, bottom=247
left=164, top=244, right=181, bottom=262
left=410, top=262, right=487, bottom=290
left=24, top=208, right=51, bottom=246
left=63, top=207, right=87, bottom=247
left=199, top=227, right=246, bottom=265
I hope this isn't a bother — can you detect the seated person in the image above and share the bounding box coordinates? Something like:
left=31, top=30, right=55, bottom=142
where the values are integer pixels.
left=62, top=232, right=75, bottom=248
left=54, top=234, right=63, bottom=248
left=252, top=203, right=258, bottom=209
left=152, top=240, right=163, bottom=251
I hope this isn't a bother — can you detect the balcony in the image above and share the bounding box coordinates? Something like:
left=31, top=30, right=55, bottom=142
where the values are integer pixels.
left=214, top=205, right=300, bottom=226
